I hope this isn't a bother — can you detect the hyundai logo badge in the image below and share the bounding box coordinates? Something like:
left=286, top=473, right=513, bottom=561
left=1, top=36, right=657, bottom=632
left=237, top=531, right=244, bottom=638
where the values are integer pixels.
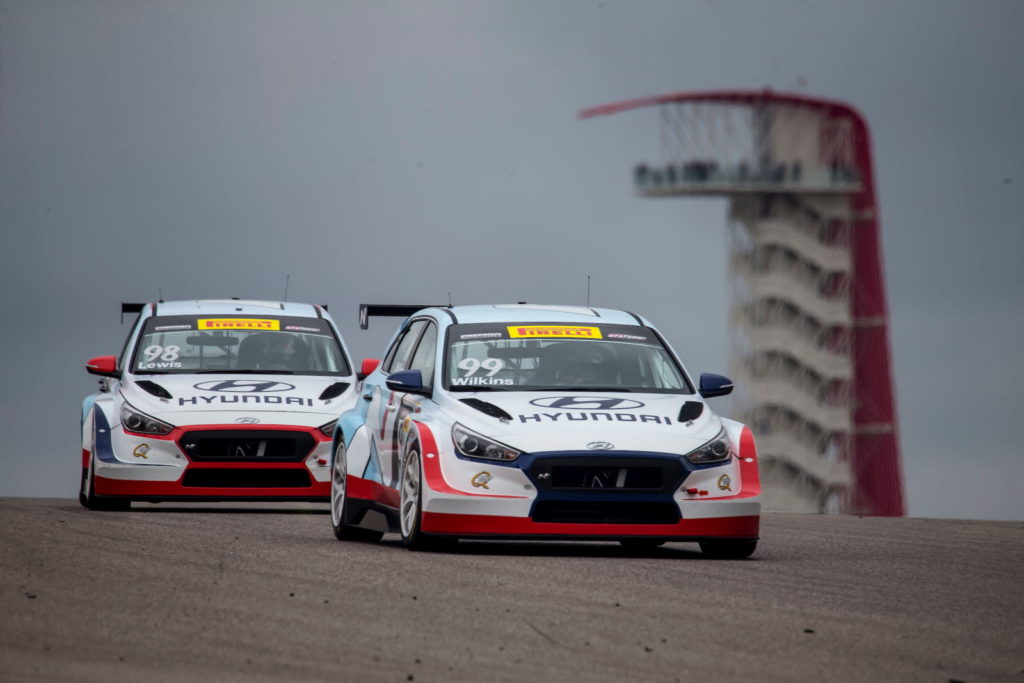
left=530, top=396, right=644, bottom=410
left=234, top=417, right=261, bottom=424
left=587, top=441, right=615, bottom=450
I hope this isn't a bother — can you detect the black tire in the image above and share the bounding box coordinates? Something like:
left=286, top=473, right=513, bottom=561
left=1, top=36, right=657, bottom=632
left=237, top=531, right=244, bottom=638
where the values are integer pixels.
left=82, top=457, right=130, bottom=511
left=399, top=443, right=456, bottom=552
left=78, top=467, right=89, bottom=508
left=330, top=441, right=384, bottom=543
left=699, top=539, right=757, bottom=559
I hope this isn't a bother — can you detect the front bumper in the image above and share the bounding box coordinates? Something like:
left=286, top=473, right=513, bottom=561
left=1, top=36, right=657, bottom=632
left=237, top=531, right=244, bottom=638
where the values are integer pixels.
left=92, top=422, right=332, bottom=501
left=414, top=425, right=761, bottom=540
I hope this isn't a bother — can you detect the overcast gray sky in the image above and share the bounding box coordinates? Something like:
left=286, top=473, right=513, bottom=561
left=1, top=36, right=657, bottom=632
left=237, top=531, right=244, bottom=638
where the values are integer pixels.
left=1, top=0, right=1021, bottom=520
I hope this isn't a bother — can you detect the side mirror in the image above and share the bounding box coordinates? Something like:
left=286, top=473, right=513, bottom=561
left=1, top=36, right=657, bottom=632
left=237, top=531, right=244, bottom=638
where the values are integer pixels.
left=357, top=358, right=380, bottom=381
left=699, top=373, right=733, bottom=398
left=86, top=355, right=119, bottom=378
left=385, top=369, right=427, bottom=394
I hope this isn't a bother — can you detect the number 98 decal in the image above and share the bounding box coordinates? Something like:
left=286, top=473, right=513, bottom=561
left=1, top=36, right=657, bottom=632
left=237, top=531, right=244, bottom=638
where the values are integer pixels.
left=137, top=345, right=184, bottom=370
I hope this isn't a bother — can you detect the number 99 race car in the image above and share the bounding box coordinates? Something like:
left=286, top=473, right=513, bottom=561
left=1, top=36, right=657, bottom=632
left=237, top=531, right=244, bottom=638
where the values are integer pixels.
left=80, top=300, right=358, bottom=509
left=330, top=304, right=761, bottom=557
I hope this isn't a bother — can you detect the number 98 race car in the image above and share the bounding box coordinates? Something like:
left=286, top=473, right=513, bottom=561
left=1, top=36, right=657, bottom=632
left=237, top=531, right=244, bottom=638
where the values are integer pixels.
left=330, top=304, right=761, bottom=557
left=80, top=300, right=358, bottom=509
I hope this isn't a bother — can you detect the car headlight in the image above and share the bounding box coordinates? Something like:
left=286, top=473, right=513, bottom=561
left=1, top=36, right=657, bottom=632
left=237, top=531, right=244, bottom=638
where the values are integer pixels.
left=318, top=419, right=337, bottom=438
left=684, top=428, right=732, bottom=465
left=452, top=423, right=521, bottom=462
left=120, top=402, right=174, bottom=435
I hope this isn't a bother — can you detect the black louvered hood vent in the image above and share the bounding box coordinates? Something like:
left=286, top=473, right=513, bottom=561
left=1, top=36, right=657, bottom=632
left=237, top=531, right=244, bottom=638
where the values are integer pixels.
left=318, top=382, right=351, bottom=401
left=136, top=380, right=172, bottom=399
left=460, top=398, right=513, bottom=421
left=678, top=401, right=703, bottom=422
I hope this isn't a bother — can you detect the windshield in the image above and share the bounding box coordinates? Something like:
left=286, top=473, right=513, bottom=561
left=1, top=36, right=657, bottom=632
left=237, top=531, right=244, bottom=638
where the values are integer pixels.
left=130, top=315, right=351, bottom=376
left=444, top=322, right=692, bottom=393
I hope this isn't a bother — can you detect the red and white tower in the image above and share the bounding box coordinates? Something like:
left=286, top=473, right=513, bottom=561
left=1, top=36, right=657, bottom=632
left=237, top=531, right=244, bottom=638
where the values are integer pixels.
left=581, top=90, right=904, bottom=515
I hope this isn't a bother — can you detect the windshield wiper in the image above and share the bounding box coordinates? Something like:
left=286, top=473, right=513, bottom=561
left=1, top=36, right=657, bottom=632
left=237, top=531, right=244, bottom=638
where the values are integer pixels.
left=193, top=369, right=296, bottom=375
left=525, top=386, right=634, bottom=392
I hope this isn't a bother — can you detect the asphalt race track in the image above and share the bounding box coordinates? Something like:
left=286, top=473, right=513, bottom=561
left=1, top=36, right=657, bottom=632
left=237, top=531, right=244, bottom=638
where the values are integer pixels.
left=1, top=499, right=1021, bottom=682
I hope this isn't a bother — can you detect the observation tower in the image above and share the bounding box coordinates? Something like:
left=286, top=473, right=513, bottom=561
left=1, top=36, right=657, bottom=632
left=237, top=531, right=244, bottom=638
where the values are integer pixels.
left=580, top=90, right=904, bottom=515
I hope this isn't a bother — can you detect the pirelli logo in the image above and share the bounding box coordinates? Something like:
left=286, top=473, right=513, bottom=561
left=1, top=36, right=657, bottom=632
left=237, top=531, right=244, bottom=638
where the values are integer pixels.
left=198, top=318, right=280, bottom=331
left=507, top=325, right=602, bottom=339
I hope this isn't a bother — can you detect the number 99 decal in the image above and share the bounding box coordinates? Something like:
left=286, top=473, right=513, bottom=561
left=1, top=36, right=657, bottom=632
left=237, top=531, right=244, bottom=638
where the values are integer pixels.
left=457, top=358, right=503, bottom=377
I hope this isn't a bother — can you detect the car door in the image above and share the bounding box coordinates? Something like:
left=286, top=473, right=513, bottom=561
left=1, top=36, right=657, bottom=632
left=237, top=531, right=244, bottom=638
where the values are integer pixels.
left=368, top=320, right=426, bottom=489
left=386, top=321, right=439, bottom=485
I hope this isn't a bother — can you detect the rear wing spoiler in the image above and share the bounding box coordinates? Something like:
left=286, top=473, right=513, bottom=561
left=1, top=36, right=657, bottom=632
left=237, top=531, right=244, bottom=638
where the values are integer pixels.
left=121, top=302, right=148, bottom=324
left=358, top=304, right=446, bottom=330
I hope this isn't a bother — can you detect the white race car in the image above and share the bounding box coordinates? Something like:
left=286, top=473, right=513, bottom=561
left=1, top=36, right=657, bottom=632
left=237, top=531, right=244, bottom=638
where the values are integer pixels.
left=80, top=299, right=358, bottom=509
left=330, top=304, right=761, bottom=557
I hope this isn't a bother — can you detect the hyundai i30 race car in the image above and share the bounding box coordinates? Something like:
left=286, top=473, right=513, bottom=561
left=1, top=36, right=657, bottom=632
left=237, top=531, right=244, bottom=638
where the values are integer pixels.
left=80, top=300, right=358, bottom=509
left=330, top=304, right=761, bottom=557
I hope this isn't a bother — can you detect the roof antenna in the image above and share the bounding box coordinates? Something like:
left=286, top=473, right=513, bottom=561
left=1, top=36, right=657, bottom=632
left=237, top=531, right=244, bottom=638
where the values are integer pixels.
left=283, top=274, right=291, bottom=302
left=586, top=275, right=591, bottom=307
left=158, top=288, right=164, bottom=303
left=448, top=291, right=453, bottom=307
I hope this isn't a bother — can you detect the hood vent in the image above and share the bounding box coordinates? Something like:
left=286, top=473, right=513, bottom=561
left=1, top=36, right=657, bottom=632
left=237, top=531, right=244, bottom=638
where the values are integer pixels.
left=678, top=401, right=703, bottom=423
left=459, top=398, right=513, bottom=421
left=136, top=380, right=172, bottom=399
left=318, top=382, right=351, bottom=401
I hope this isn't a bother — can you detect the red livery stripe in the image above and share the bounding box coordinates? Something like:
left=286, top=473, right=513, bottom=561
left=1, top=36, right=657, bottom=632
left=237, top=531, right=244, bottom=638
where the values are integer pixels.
left=412, top=422, right=528, bottom=499
left=347, top=474, right=400, bottom=509
left=422, top=512, right=759, bottom=538
left=93, top=476, right=329, bottom=498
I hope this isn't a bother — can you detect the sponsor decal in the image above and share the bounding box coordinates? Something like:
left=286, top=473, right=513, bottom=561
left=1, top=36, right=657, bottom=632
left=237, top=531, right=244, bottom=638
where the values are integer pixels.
left=518, top=412, right=673, bottom=425
left=507, top=325, right=602, bottom=339
left=234, top=417, right=260, bottom=424
left=132, top=444, right=150, bottom=459
left=460, top=332, right=503, bottom=340
left=197, top=318, right=280, bottom=331
left=717, top=474, right=732, bottom=491
left=285, top=325, right=321, bottom=333
left=607, top=333, right=648, bottom=341
left=587, top=441, right=615, bottom=450
left=193, top=380, right=295, bottom=393
left=153, top=324, right=192, bottom=332
left=471, top=472, right=492, bottom=489
left=451, top=377, right=514, bottom=386
left=529, top=396, right=644, bottom=410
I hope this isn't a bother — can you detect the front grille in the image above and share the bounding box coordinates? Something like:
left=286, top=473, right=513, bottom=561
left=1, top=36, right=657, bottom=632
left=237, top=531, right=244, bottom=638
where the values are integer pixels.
left=181, top=469, right=312, bottom=488
left=179, top=430, right=315, bottom=463
left=550, top=465, right=663, bottom=490
left=532, top=501, right=679, bottom=525
left=530, top=456, right=684, bottom=494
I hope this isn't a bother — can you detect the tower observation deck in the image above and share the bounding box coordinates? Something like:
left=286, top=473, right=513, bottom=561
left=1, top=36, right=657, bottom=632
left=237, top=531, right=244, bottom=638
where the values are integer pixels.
left=581, top=90, right=904, bottom=515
